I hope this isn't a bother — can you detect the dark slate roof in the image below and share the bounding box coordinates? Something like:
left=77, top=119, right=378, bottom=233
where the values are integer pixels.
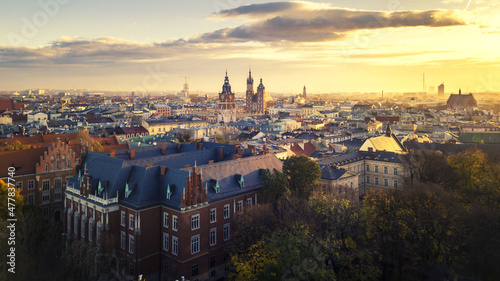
left=342, top=138, right=365, bottom=148
left=191, top=154, right=283, bottom=203
left=320, top=165, right=349, bottom=180
left=69, top=143, right=278, bottom=210
left=317, top=151, right=404, bottom=166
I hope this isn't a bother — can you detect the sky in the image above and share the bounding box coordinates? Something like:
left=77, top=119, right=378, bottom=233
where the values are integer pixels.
left=1, top=0, right=500, bottom=94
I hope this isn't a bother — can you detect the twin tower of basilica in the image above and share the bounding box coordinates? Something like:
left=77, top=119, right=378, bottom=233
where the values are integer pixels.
left=217, top=69, right=274, bottom=123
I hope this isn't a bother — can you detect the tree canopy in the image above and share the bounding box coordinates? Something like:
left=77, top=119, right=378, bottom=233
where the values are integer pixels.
left=282, top=155, right=321, bottom=197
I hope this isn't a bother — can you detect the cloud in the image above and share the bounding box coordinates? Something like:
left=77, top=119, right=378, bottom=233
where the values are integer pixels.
left=0, top=2, right=471, bottom=68
left=203, top=2, right=468, bottom=43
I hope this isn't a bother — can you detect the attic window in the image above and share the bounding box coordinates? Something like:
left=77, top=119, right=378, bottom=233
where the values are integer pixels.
left=236, top=174, right=244, bottom=188
left=166, top=184, right=172, bottom=200
left=97, top=180, right=103, bottom=195
left=125, top=182, right=132, bottom=198
left=213, top=180, right=220, bottom=194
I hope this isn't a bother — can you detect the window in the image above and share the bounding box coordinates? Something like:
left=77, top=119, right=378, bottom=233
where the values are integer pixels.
left=384, top=179, right=388, bottom=186
left=55, top=178, right=62, bottom=189
left=191, top=263, right=199, bottom=278
left=97, top=224, right=102, bottom=244
left=172, top=236, right=178, bottom=255
left=210, top=227, right=217, bottom=246
left=121, top=211, right=126, bottom=226
left=28, top=180, right=34, bottom=190
left=246, top=198, right=252, bottom=209
left=81, top=219, right=86, bottom=239
left=121, top=231, right=126, bottom=249
left=366, top=176, right=370, bottom=184
left=210, top=208, right=216, bottom=223
left=237, top=200, right=243, bottom=214
left=375, top=177, right=379, bottom=185
left=366, top=165, right=370, bottom=171
left=16, top=182, right=22, bottom=190
left=210, top=255, right=216, bottom=268
left=67, top=211, right=72, bottom=233
left=394, top=168, right=398, bottom=175
left=191, top=214, right=200, bottom=230
left=45, top=163, right=49, bottom=172
left=129, top=214, right=134, bottom=230
left=163, top=212, right=169, bottom=228
left=74, top=214, right=79, bottom=235
left=89, top=222, right=93, bottom=242
left=163, top=233, right=169, bottom=251
left=172, top=215, right=178, bottom=231
left=384, top=167, right=388, bottom=174
left=375, top=166, right=379, bottom=173
left=67, top=160, right=71, bottom=169
left=128, top=235, right=134, bottom=254
left=191, top=235, right=200, bottom=254
left=224, top=204, right=230, bottom=219
left=28, top=194, right=34, bottom=204
left=394, top=180, right=398, bottom=188
left=42, top=179, right=50, bottom=203
left=223, top=223, right=230, bottom=241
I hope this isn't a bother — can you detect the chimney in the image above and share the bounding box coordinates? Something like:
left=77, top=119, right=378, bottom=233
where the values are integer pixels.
left=130, top=148, right=135, bottom=159
left=109, top=150, right=115, bottom=157
left=161, top=145, right=166, bottom=155
left=161, top=166, right=168, bottom=176
left=220, top=146, right=225, bottom=162
left=177, top=143, right=181, bottom=150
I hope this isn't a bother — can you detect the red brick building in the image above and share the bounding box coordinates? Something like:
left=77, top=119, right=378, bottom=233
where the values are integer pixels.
left=63, top=143, right=282, bottom=281
left=0, top=139, right=80, bottom=223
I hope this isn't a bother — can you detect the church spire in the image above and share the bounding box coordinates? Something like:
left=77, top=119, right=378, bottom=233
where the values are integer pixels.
left=385, top=123, right=392, bottom=137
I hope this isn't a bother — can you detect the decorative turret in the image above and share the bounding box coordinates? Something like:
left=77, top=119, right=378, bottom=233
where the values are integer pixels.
left=385, top=123, right=392, bottom=137
left=257, top=78, right=265, bottom=91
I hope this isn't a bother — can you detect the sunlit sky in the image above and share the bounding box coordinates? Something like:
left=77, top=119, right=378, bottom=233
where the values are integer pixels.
left=1, top=0, right=499, bottom=94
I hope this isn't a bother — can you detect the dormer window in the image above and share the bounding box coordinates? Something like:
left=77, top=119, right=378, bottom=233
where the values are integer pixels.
left=213, top=180, right=220, bottom=194
left=237, top=174, right=244, bottom=188
left=125, top=182, right=132, bottom=198
left=166, top=184, right=172, bottom=200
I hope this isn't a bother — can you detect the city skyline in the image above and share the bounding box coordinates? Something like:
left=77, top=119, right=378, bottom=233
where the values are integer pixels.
left=1, top=0, right=500, bottom=93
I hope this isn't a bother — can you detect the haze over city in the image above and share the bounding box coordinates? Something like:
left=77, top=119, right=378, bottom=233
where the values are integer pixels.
left=1, top=0, right=500, bottom=94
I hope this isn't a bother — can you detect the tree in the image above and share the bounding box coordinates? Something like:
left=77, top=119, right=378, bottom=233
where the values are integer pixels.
left=363, top=184, right=466, bottom=280
left=176, top=131, right=192, bottom=143
left=77, top=128, right=103, bottom=153
left=283, top=155, right=321, bottom=197
left=259, top=168, right=290, bottom=204
left=0, top=179, right=24, bottom=218
left=0, top=140, right=37, bottom=152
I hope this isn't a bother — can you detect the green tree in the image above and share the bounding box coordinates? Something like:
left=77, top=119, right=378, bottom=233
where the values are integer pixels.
left=283, top=155, right=321, bottom=197
left=259, top=168, right=290, bottom=204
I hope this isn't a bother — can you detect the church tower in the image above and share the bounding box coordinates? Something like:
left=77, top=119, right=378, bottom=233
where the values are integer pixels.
left=246, top=68, right=254, bottom=113
left=217, top=71, right=237, bottom=123
left=256, top=78, right=265, bottom=114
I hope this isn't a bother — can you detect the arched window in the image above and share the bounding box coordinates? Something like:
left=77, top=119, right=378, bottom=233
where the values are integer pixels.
left=62, top=154, right=66, bottom=169
left=56, top=150, right=60, bottom=170
left=51, top=155, right=55, bottom=171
